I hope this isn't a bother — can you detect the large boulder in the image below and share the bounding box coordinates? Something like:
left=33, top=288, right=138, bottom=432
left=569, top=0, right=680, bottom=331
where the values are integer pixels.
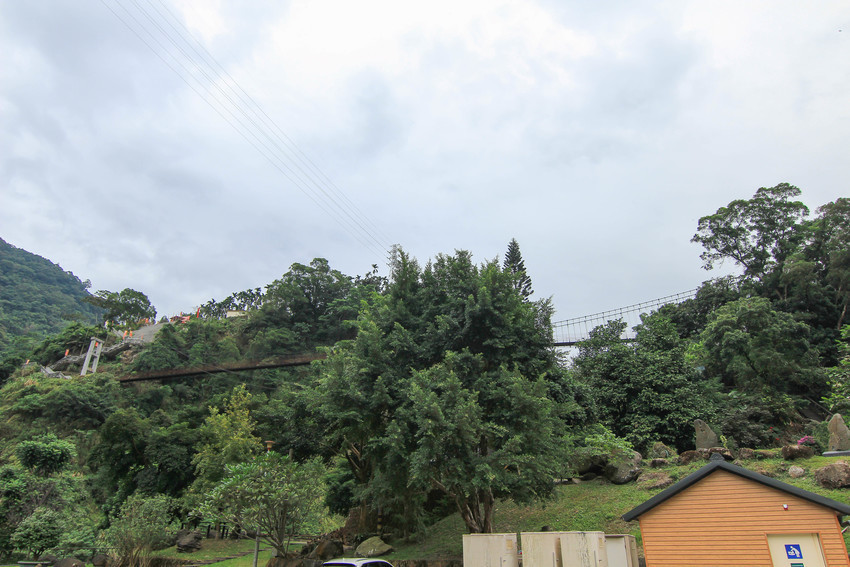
left=176, top=530, right=203, bottom=553
left=814, top=461, right=850, bottom=488
left=678, top=450, right=704, bottom=466
left=309, top=540, right=344, bottom=560
left=572, top=454, right=608, bottom=476
left=694, top=419, right=719, bottom=450
left=736, top=448, right=756, bottom=460
left=828, top=414, right=850, bottom=451
left=91, top=554, right=109, bottom=567
left=781, top=444, right=814, bottom=460
left=356, top=536, right=393, bottom=558
left=604, top=451, right=642, bottom=485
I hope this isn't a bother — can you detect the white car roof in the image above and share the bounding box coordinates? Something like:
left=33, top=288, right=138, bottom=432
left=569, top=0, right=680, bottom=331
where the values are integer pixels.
left=323, top=560, right=392, bottom=567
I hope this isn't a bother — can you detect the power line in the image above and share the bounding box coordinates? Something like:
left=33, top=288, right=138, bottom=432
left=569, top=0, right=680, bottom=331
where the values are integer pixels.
left=146, top=0, right=395, bottom=249
left=101, top=0, right=393, bottom=258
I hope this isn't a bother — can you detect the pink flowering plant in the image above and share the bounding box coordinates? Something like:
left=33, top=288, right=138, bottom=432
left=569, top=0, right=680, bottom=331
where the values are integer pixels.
left=797, top=435, right=817, bottom=447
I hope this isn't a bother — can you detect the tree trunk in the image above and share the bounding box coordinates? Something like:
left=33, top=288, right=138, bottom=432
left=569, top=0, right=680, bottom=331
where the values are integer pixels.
left=481, top=488, right=495, bottom=533
left=456, top=488, right=497, bottom=533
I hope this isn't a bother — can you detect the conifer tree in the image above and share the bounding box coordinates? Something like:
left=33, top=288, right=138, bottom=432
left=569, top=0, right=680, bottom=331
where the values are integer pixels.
left=503, top=238, right=533, bottom=298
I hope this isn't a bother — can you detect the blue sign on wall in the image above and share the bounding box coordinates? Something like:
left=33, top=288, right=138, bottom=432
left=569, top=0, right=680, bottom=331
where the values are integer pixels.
left=785, top=544, right=803, bottom=559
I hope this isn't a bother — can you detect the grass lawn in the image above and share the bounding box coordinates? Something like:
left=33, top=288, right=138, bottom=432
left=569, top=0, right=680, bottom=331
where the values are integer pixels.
left=199, top=548, right=275, bottom=567
left=154, top=538, right=261, bottom=560
left=138, top=456, right=850, bottom=563
left=387, top=480, right=653, bottom=560
left=387, top=456, right=850, bottom=560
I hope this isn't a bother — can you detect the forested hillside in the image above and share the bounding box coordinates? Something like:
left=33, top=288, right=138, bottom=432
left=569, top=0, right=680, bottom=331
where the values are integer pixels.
left=0, top=186, right=847, bottom=564
left=0, top=238, right=102, bottom=358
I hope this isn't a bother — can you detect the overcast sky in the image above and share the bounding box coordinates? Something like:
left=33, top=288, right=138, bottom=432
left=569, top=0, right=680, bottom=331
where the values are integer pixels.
left=1, top=1, right=848, bottom=323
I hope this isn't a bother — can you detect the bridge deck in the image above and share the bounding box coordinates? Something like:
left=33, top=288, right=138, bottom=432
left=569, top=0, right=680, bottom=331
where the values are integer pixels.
left=118, top=353, right=326, bottom=383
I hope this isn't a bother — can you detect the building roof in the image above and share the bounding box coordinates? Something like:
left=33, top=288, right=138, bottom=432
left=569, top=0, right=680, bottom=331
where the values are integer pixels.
left=622, top=455, right=850, bottom=522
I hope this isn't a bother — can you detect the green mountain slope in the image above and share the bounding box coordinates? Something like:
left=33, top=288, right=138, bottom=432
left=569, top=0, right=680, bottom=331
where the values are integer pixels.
left=0, top=237, right=102, bottom=356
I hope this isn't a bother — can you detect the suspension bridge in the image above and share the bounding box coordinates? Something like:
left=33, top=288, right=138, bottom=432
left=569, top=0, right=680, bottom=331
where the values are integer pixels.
left=104, top=289, right=698, bottom=382
left=551, top=289, right=698, bottom=347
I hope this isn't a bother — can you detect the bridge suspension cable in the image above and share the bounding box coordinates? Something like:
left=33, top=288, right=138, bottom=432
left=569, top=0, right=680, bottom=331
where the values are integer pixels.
left=552, top=289, right=698, bottom=346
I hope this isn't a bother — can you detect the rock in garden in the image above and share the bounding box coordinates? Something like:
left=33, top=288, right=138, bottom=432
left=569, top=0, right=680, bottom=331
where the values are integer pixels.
left=637, top=471, right=674, bottom=490
left=266, top=557, right=303, bottom=567
left=648, top=442, right=676, bottom=459
left=828, top=414, right=850, bottom=451
left=91, top=554, right=108, bottom=567
left=789, top=465, right=806, bottom=478
left=572, top=454, right=608, bottom=476
left=694, top=419, right=719, bottom=449
left=754, top=449, right=780, bottom=459
left=309, top=540, right=344, bottom=560
left=814, top=461, right=850, bottom=489
left=54, top=559, right=83, bottom=567
left=176, top=530, right=203, bottom=553
left=649, top=458, right=669, bottom=468
left=356, top=536, right=394, bottom=558
left=736, top=448, right=755, bottom=460
left=37, top=555, right=57, bottom=566
left=678, top=450, right=703, bottom=465
left=707, top=447, right=734, bottom=461
left=781, top=444, right=814, bottom=460
left=604, top=451, right=642, bottom=484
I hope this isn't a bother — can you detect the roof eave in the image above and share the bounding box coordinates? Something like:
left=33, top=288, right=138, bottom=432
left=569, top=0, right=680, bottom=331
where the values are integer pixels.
left=622, top=460, right=850, bottom=522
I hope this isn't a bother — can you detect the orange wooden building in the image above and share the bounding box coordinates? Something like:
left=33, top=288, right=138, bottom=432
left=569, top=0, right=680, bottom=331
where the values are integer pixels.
left=623, top=455, right=850, bottom=567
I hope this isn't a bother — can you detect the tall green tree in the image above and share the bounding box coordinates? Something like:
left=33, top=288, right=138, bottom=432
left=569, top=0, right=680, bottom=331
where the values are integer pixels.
left=691, top=183, right=809, bottom=287
left=259, top=258, right=356, bottom=346
left=503, top=238, right=533, bottom=298
left=698, top=297, right=825, bottom=403
left=802, top=198, right=850, bottom=330
left=85, top=288, right=156, bottom=327
left=573, top=313, right=715, bottom=451
left=318, top=248, right=571, bottom=534
left=104, top=494, right=176, bottom=567
left=9, top=507, right=63, bottom=558
left=197, top=452, right=326, bottom=556
left=190, top=385, right=261, bottom=500
left=405, top=353, right=564, bottom=533
left=822, top=325, right=850, bottom=412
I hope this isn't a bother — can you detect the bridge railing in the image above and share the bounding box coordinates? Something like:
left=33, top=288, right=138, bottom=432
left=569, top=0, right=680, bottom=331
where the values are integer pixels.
left=552, top=289, right=697, bottom=345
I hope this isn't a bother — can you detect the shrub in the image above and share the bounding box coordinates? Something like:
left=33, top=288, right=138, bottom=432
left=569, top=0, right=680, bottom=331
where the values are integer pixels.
left=10, top=508, right=63, bottom=558
left=15, top=434, right=76, bottom=476
left=105, top=494, right=177, bottom=567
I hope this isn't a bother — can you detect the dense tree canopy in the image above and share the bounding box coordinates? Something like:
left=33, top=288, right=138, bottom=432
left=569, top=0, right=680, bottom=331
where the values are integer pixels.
left=318, top=247, right=573, bottom=533
left=1, top=188, right=848, bottom=552
left=0, top=238, right=102, bottom=361
left=698, top=296, right=824, bottom=398
left=574, top=314, right=715, bottom=451
left=197, top=452, right=326, bottom=555
left=691, top=183, right=809, bottom=285
left=85, top=288, right=157, bottom=327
